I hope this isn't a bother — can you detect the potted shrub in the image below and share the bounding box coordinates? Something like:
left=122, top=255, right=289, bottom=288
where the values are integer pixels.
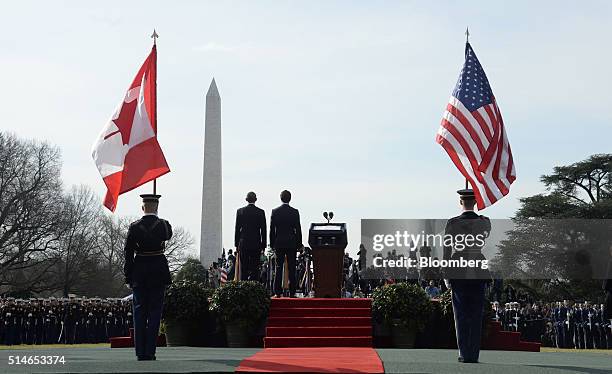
left=174, top=258, right=209, bottom=284
left=372, top=282, right=433, bottom=348
left=438, top=289, right=494, bottom=347
left=163, top=280, right=213, bottom=346
left=209, top=281, right=270, bottom=347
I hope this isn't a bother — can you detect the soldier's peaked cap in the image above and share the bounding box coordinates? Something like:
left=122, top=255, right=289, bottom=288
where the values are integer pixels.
left=140, top=194, right=161, bottom=203
left=457, top=189, right=476, bottom=200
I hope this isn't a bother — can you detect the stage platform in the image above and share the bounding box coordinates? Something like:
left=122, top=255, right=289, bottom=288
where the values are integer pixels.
left=0, top=347, right=610, bottom=373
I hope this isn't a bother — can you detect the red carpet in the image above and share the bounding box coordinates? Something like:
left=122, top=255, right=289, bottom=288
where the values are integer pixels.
left=265, top=298, right=372, bottom=348
left=109, top=328, right=167, bottom=348
left=235, top=347, right=384, bottom=373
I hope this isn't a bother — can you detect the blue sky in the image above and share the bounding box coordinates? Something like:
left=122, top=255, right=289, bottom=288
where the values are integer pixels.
left=1, top=1, right=611, bottom=257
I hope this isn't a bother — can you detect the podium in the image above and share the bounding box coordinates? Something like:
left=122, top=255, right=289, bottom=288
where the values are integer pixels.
left=308, top=222, right=347, bottom=298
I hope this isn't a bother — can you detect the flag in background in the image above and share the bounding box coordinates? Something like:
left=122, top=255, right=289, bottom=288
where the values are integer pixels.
left=92, top=45, right=170, bottom=211
left=436, top=42, right=515, bottom=209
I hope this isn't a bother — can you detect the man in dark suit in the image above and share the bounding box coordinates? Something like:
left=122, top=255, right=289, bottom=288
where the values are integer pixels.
left=270, top=190, right=302, bottom=297
left=124, top=194, right=172, bottom=361
left=443, top=189, right=491, bottom=364
left=234, top=192, right=267, bottom=281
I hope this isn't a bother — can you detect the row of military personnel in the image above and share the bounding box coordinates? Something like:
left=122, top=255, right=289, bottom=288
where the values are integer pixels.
left=491, top=300, right=612, bottom=349
left=0, top=297, right=133, bottom=346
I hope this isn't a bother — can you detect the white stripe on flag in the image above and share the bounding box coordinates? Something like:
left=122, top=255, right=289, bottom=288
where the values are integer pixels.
left=438, top=130, right=493, bottom=207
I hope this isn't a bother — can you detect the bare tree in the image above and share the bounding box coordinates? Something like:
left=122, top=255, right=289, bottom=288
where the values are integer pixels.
left=94, top=214, right=131, bottom=296
left=46, top=185, right=103, bottom=296
left=164, top=226, right=194, bottom=273
left=0, top=132, right=64, bottom=291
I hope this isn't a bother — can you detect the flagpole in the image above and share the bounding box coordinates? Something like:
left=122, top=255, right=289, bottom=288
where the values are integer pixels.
left=151, top=29, right=159, bottom=195
left=465, top=27, right=469, bottom=191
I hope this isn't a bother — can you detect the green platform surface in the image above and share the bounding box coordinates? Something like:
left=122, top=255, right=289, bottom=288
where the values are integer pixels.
left=378, top=349, right=612, bottom=374
left=0, top=347, right=258, bottom=374
left=0, top=347, right=610, bottom=374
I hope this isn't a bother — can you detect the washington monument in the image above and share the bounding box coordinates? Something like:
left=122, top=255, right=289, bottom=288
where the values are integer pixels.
left=200, top=78, right=222, bottom=267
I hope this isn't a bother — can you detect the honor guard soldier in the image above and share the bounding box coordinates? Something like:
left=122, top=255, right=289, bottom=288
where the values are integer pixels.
left=553, top=301, right=561, bottom=347
left=64, top=299, right=79, bottom=344
left=124, top=194, right=173, bottom=361
left=511, top=302, right=521, bottom=332
left=583, top=301, right=595, bottom=349
left=574, top=302, right=585, bottom=349
left=443, top=188, right=491, bottom=364
left=3, top=297, right=16, bottom=345
left=600, top=303, right=611, bottom=349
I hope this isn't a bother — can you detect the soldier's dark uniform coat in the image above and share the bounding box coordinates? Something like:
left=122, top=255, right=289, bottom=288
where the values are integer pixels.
left=443, top=211, right=491, bottom=281
left=124, top=215, right=172, bottom=288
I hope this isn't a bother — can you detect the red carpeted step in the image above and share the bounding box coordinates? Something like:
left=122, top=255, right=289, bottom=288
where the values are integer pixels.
left=485, top=338, right=516, bottom=350
left=109, top=334, right=166, bottom=348
left=483, top=322, right=541, bottom=352
left=518, top=341, right=541, bottom=352
left=503, top=331, right=521, bottom=345
left=488, top=321, right=502, bottom=333
left=267, top=316, right=371, bottom=327
left=271, top=298, right=371, bottom=309
left=109, top=337, right=133, bottom=348
left=486, top=330, right=521, bottom=346
left=485, top=338, right=541, bottom=352
left=265, top=298, right=374, bottom=349
left=269, top=307, right=371, bottom=318
left=266, top=326, right=372, bottom=337
left=264, top=336, right=373, bottom=348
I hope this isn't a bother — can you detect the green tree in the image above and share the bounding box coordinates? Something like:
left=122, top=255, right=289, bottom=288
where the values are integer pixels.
left=493, top=154, right=612, bottom=302
left=174, top=258, right=208, bottom=284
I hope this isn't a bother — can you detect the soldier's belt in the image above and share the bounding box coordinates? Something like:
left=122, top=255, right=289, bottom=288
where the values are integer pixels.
left=136, top=251, right=164, bottom=257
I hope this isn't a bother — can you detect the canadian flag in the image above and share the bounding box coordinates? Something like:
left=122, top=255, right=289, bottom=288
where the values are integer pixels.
left=92, top=45, right=170, bottom=211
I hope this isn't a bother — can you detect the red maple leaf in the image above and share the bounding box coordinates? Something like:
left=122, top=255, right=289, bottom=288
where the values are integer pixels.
left=104, top=99, right=137, bottom=145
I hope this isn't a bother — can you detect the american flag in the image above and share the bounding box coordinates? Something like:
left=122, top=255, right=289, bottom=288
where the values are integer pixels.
left=220, top=267, right=228, bottom=284
left=436, top=42, right=516, bottom=209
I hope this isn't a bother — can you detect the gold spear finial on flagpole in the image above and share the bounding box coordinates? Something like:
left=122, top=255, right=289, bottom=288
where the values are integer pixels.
left=151, top=29, right=159, bottom=45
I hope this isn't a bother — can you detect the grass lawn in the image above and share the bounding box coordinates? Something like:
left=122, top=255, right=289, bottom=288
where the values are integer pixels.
left=0, top=343, right=110, bottom=350
left=541, top=347, right=612, bottom=355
